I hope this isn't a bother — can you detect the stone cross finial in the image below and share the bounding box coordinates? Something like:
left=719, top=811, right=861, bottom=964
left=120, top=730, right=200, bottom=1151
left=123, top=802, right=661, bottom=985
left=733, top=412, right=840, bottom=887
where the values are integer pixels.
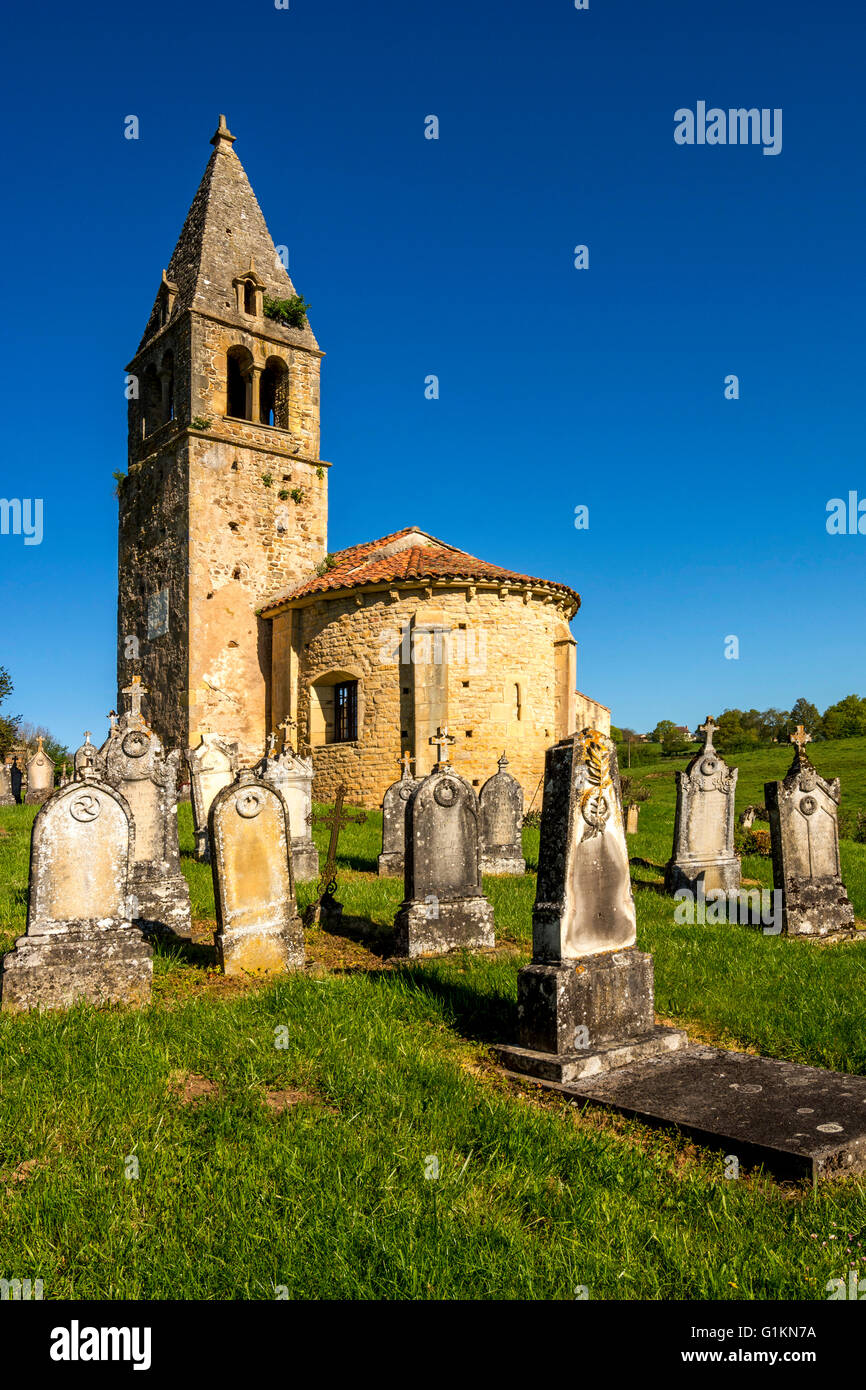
left=278, top=715, right=296, bottom=752
left=108, top=710, right=117, bottom=732
left=790, top=724, right=812, bottom=754
left=429, top=727, right=456, bottom=768
left=400, top=750, right=413, bottom=779
left=83, top=731, right=92, bottom=745
left=122, top=676, right=146, bottom=723
left=698, top=717, right=717, bottom=748
left=266, top=731, right=277, bottom=757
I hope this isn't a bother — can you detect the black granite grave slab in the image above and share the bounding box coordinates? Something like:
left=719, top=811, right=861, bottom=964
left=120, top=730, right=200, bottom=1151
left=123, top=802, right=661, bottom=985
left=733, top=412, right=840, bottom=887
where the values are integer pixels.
left=500, top=1046, right=866, bottom=1181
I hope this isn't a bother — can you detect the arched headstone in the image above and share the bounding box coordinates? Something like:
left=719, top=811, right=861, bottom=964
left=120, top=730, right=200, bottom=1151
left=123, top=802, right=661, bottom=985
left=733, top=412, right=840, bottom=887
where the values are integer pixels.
left=0, top=776, right=152, bottom=1012
left=254, top=737, right=318, bottom=881
left=378, top=754, right=418, bottom=877
left=765, top=727, right=855, bottom=937
left=0, top=760, right=14, bottom=807
left=478, top=753, right=525, bottom=875
left=25, top=737, right=54, bottom=806
left=664, top=717, right=740, bottom=894
left=394, top=757, right=495, bottom=958
left=187, top=730, right=238, bottom=862
left=210, top=770, right=304, bottom=976
left=74, top=731, right=103, bottom=780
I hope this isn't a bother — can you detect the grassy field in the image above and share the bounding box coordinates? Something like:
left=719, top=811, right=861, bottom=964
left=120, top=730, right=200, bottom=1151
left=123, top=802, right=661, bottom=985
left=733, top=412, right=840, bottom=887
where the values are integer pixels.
left=1, top=739, right=866, bottom=1300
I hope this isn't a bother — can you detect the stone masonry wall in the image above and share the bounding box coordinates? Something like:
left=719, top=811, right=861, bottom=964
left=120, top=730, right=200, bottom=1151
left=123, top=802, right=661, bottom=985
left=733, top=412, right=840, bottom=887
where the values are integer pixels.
left=290, top=586, right=580, bottom=808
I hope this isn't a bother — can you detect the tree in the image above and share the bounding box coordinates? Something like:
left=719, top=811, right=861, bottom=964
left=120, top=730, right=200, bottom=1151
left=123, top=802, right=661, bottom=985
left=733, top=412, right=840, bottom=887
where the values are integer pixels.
left=609, top=725, right=624, bottom=743
left=661, top=729, right=692, bottom=757
left=0, top=665, right=19, bottom=755
left=652, top=720, right=677, bottom=745
left=820, top=694, right=866, bottom=740
left=714, top=708, right=760, bottom=754
left=14, top=721, right=72, bottom=771
left=788, top=698, right=820, bottom=736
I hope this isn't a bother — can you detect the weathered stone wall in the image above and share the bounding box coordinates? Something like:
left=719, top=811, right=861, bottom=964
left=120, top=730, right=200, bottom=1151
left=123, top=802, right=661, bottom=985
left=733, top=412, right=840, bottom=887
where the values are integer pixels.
left=284, top=585, right=583, bottom=807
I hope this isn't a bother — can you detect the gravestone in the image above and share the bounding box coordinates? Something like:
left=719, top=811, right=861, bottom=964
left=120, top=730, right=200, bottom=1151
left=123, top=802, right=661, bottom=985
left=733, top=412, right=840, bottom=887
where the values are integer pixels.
left=187, top=730, right=238, bottom=862
left=378, top=753, right=418, bottom=877
left=101, top=677, right=191, bottom=939
left=254, top=726, right=318, bottom=881
left=74, top=731, right=103, bottom=780
left=479, top=753, right=526, bottom=875
left=210, top=770, right=304, bottom=975
left=765, top=726, right=855, bottom=938
left=625, top=803, right=640, bottom=834
left=393, top=730, right=495, bottom=957
left=0, top=760, right=14, bottom=807
left=10, top=758, right=23, bottom=804
left=495, top=728, right=688, bottom=1082
left=664, top=717, right=740, bottom=894
left=0, top=775, right=152, bottom=1012
left=25, top=737, right=54, bottom=806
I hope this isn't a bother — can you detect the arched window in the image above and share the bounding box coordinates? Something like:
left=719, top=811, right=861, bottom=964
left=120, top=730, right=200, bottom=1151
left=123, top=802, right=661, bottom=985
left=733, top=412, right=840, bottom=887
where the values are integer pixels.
left=160, top=350, right=175, bottom=424
left=226, top=345, right=253, bottom=420
left=260, top=357, right=290, bottom=428
left=243, top=282, right=256, bottom=315
left=142, top=365, right=162, bottom=437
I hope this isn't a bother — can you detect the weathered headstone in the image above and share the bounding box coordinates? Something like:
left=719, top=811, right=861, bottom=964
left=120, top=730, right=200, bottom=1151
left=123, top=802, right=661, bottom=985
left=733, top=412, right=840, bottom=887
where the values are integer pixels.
left=0, top=760, right=14, bottom=807
left=495, top=729, right=687, bottom=1082
left=625, top=803, right=640, bottom=834
left=0, top=775, right=152, bottom=1012
left=378, top=753, right=418, bottom=877
left=101, top=677, right=191, bottom=939
left=254, top=728, right=318, bottom=881
left=765, top=726, right=856, bottom=938
left=479, top=753, right=526, bottom=875
left=74, top=731, right=102, bottom=780
left=25, top=737, right=54, bottom=806
left=664, top=717, right=740, bottom=894
left=394, top=731, right=495, bottom=957
left=209, top=770, right=304, bottom=976
left=187, top=730, right=238, bottom=862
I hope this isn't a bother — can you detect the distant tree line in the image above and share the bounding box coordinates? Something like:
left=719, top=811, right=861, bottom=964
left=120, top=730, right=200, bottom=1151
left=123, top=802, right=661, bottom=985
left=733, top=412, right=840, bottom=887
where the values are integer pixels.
left=611, top=695, right=866, bottom=757
left=0, top=665, right=72, bottom=771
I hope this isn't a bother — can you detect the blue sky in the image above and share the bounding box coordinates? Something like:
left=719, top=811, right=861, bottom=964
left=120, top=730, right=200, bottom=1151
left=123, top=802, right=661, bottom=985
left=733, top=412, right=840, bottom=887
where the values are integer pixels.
left=2, top=0, right=864, bottom=749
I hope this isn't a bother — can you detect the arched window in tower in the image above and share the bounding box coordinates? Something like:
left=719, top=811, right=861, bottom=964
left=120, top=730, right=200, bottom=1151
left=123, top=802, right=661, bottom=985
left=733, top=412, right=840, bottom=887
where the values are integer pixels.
left=159, top=350, right=175, bottom=424
left=142, top=365, right=162, bottom=437
left=226, top=345, right=254, bottom=421
left=260, top=357, right=290, bottom=429
left=243, top=281, right=256, bottom=315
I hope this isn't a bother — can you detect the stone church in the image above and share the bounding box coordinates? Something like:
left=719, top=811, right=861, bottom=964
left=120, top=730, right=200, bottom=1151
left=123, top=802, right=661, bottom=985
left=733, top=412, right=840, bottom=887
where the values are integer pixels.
left=118, top=116, right=609, bottom=807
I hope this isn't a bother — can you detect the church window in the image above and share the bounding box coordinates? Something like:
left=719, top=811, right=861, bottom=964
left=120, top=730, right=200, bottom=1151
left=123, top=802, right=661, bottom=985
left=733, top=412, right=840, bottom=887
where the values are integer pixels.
left=334, top=681, right=358, bottom=742
left=260, top=357, right=290, bottom=429
left=159, top=350, right=175, bottom=424
left=244, top=282, right=256, bottom=315
left=227, top=345, right=253, bottom=420
left=142, top=365, right=162, bottom=437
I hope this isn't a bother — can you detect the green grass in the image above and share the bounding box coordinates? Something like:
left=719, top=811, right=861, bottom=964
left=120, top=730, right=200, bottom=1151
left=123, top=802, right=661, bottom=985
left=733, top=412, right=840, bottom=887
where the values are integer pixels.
left=1, top=744, right=866, bottom=1301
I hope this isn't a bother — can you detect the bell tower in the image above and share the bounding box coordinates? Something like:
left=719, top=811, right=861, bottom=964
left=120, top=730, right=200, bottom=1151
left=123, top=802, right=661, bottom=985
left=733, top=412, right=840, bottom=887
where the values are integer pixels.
left=118, top=116, right=328, bottom=760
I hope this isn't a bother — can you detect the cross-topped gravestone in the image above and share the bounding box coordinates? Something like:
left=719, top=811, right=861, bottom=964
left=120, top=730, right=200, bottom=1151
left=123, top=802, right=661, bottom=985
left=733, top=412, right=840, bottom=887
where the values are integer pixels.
left=122, top=676, right=147, bottom=727
left=278, top=715, right=297, bottom=751
left=665, top=713, right=740, bottom=895
left=304, top=785, right=367, bottom=925
left=378, top=753, right=419, bottom=877
left=186, top=730, right=239, bottom=862
left=429, top=727, right=455, bottom=768
left=765, top=737, right=854, bottom=937
left=74, top=731, right=102, bottom=781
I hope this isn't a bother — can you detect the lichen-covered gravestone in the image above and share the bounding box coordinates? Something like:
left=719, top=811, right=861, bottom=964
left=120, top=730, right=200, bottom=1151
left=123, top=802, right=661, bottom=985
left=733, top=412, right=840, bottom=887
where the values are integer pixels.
left=209, top=770, right=304, bottom=976
left=25, top=737, right=54, bottom=806
left=765, top=726, right=856, bottom=938
left=378, top=754, right=418, bottom=877
left=393, top=735, right=495, bottom=957
left=479, top=753, right=526, bottom=875
left=0, top=775, right=152, bottom=1012
left=254, top=730, right=318, bottom=881
left=187, top=730, right=238, bottom=862
left=0, top=760, right=14, bottom=807
left=100, top=678, right=191, bottom=939
left=74, top=731, right=103, bottom=780
left=664, top=717, right=740, bottom=894
left=495, top=729, right=687, bottom=1082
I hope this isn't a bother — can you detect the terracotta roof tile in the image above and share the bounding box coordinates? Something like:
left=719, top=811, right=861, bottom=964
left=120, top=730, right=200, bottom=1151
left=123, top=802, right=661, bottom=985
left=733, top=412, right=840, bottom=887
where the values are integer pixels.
left=259, top=527, right=580, bottom=613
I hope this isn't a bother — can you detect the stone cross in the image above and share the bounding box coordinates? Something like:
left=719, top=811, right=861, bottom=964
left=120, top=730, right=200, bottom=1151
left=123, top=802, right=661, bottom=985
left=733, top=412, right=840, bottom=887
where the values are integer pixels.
left=790, top=724, right=812, bottom=754
left=400, top=750, right=413, bottom=778
left=266, top=731, right=277, bottom=757
left=698, top=717, right=717, bottom=748
left=305, top=784, right=367, bottom=924
left=122, top=676, right=146, bottom=725
left=429, top=727, right=455, bottom=768
left=108, top=711, right=118, bottom=733
left=278, top=715, right=296, bottom=751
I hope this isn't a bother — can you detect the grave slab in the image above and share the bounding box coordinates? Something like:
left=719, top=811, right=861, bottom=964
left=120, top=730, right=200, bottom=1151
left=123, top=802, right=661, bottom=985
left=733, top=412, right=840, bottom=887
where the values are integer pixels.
left=501, top=1045, right=866, bottom=1181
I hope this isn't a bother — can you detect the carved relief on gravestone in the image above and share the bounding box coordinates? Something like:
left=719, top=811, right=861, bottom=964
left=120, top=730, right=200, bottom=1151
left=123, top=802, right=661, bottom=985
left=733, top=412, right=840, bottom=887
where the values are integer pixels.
left=25, top=737, right=54, bottom=806
left=393, top=728, right=495, bottom=958
left=187, top=730, right=238, bottom=862
left=765, top=726, right=856, bottom=938
left=74, top=731, right=103, bottom=781
left=100, top=677, right=191, bottom=939
left=664, top=717, right=740, bottom=895
left=0, top=759, right=14, bottom=807
left=209, top=770, right=304, bottom=976
left=378, top=753, right=418, bottom=877
left=494, top=729, right=688, bottom=1084
left=479, top=753, right=526, bottom=875
left=0, top=775, right=152, bottom=1012
left=254, top=721, right=318, bottom=881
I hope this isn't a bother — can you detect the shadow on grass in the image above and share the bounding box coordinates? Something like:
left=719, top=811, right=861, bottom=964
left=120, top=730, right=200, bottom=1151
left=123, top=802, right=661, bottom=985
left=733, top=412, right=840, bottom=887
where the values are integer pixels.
left=152, top=935, right=218, bottom=969
left=381, top=961, right=517, bottom=1045
left=321, top=912, right=395, bottom=959
left=334, top=852, right=379, bottom=874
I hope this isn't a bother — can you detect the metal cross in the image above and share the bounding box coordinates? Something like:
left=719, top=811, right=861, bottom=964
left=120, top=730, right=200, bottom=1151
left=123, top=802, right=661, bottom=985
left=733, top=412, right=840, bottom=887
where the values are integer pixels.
left=304, top=783, right=367, bottom=925
left=698, top=716, right=717, bottom=747
left=790, top=724, right=812, bottom=754
left=429, top=726, right=455, bottom=768
left=122, top=676, right=146, bottom=723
